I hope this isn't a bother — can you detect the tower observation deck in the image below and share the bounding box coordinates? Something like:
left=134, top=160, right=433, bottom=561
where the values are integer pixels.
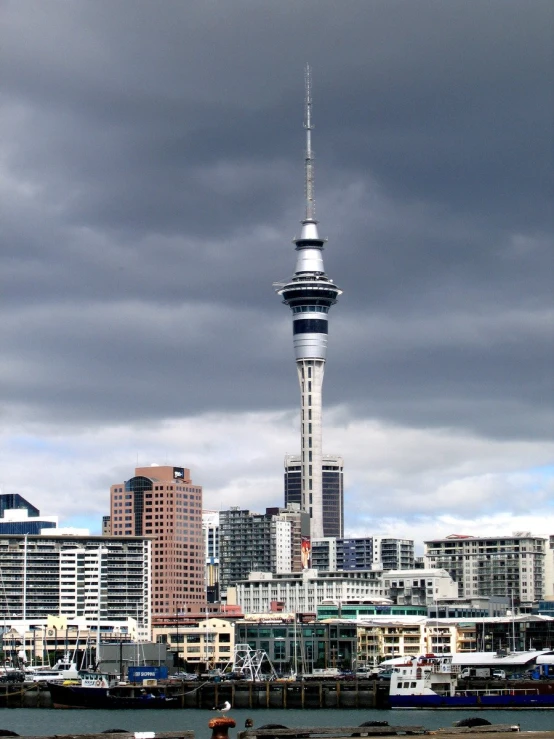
left=274, top=66, right=342, bottom=540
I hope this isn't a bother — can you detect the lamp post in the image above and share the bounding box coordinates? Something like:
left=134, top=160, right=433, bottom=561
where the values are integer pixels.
left=176, top=610, right=180, bottom=669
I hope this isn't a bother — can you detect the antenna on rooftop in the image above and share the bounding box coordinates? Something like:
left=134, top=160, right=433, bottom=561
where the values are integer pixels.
left=304, top=63, right=315, bottom=222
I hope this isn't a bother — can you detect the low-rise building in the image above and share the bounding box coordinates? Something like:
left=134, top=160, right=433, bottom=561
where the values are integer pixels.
left=1, top=616, right=136, bottom=668
left=383, top=569, right=459, bottom=605
left=355, top=617, right=457, bottom=665
left=357, top=618, right=426, bottom=663
left=152, top=616, right=235, bottom=670
left=235, top=615, right=357, bottom=673
left=317, top=601, right=426, bottom=619
left=428, top=596, right=509, bottom=619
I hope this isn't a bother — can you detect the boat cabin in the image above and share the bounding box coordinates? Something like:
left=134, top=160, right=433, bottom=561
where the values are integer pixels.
left=390, top=654, right=460, bottom=698
left=78, top=671, right=112, bottom=688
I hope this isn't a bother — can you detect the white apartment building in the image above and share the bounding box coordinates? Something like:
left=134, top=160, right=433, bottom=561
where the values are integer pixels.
left=236, top=569, right=384, bottom=614
left=543, top=535, right=554, bottom=600
left=236, top=567, right=459, bottom=615
left=273, top=519, right=292, bottom=573
left=0, top=534, right=151, bottom=635
left=424, top=533, right=546, bottom=604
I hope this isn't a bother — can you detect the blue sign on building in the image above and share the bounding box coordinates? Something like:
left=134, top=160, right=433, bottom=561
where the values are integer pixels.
left=128, top=666, right=168, bottom=682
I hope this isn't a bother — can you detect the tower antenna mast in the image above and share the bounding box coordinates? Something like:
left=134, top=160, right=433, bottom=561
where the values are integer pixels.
left=304, top=63, right=315, bottom=222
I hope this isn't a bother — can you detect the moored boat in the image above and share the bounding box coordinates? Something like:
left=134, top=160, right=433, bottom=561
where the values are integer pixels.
left=389, top=654, right=554, bottom=709
left=48, top=670, right=181, bottom=709
left=25, top=655, right=80, bottom=684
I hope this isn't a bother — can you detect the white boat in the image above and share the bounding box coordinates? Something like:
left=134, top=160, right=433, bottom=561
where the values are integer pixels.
left=388, top=653, right=554, bottom=709
left=24, top=654, right=80, bottom=684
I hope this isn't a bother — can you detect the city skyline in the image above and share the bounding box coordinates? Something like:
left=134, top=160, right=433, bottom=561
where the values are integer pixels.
left=0, top=1, right=552, bottom=549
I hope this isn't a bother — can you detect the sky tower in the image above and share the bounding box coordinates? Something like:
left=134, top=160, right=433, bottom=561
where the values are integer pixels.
left=274, top=66, right=342, bottom=540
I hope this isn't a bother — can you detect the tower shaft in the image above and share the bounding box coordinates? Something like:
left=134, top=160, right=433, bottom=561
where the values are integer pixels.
left=297, top=359, right=324, bottom=537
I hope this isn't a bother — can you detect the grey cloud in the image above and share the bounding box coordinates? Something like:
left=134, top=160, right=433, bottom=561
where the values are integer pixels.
left=0, top=0, right=552, bottom=448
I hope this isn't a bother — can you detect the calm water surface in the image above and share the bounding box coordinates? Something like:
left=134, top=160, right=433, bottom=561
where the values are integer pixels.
left=0, top=708, right=553, bottom=736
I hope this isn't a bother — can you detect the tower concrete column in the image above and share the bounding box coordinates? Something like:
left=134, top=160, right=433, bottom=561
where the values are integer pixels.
left=297, top=359, right=325, bottom=538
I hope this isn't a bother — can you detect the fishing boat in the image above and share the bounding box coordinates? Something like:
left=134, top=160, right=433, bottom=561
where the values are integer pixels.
left=48, top=670, right=181, bottom=709
left=388, top=654, right=554, bottom=709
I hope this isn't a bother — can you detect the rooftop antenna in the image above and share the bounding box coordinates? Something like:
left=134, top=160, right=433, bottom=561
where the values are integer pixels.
left=304, top=63, right=315, bottom=222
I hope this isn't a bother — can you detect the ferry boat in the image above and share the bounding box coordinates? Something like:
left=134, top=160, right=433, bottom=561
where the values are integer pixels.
left=388, top=654, right=554, bottom=709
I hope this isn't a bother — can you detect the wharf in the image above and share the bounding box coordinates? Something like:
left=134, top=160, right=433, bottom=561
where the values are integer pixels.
left=239, top=729, right=547, bottom=739
left=0, top=680, right=389, bottom=709
left=240, top=728, right=539, bottom=738
left=5, top=726, right=554, bottom=739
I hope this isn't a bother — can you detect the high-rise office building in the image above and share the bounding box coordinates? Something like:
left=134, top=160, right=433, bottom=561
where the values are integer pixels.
left=284, top=455, right=344, bottom=537
left=109, top=464, right=204, bottom=615
left=274, top=66, right=342, bottom=539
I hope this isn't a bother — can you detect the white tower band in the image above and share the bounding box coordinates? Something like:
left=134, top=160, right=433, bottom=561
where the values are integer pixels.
left=274, top=66, right=342, bottom=539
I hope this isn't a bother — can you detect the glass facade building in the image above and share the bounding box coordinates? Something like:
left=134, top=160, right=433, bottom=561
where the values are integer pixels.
left=0, top=521, right=56, bottom=535
left=235, top=618, right=357, bottom=672
left=0, top=494, right=57, bottom=535
left=0, top=494, right=40, bottom=519
left=284, top=455, right=343, bottom=538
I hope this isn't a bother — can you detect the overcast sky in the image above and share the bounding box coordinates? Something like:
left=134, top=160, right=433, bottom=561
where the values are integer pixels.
left=1, top=0, right=552, bottom=550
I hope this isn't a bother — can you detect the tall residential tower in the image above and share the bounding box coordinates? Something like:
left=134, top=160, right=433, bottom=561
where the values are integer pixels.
left=274, top=66, right=342, bottom=539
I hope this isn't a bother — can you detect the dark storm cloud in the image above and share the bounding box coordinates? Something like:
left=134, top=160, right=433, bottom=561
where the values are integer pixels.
left=0, top=0, right=552, bottom=442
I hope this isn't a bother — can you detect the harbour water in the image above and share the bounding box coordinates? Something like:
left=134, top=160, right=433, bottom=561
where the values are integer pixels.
left=0, top=708, right=553, bottom=736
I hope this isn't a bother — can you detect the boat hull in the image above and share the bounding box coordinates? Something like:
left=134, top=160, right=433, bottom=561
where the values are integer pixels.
left=390, top=693, right=554, bottom=709
left=48, top=683, right=180, bottom=709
